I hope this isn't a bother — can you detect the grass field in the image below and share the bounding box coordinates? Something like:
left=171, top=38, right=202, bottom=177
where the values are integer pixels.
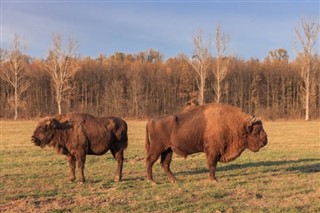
left=0, top=120, right=319, bottom=212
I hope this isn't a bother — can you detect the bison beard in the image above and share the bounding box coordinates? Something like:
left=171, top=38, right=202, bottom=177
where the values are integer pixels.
left=31, top=113, right=128, bottom=184
left=145, top=103, right=268, bottom=184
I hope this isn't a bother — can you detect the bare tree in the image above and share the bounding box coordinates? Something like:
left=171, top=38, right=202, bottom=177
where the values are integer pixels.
left=44, top=34, right=79, bottom=114
left=295, top=18, right=320, bottom=120
left=186, top=30, right=211, bottom=105
left=0, top=34, right=30, bottom=120
left=213, top=24, right=230, bottom=103
left=267, top=48, right=289, bottom=62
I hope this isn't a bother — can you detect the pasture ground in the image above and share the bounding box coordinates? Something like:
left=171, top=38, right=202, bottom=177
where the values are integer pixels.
left=0, top=120, right=319, bottom=212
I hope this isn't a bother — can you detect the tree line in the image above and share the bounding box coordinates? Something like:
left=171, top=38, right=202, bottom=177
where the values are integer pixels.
left=1, top=19, right=319, bottom=120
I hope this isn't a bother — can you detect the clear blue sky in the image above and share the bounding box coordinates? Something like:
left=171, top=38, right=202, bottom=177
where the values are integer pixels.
left=1, top=1, right=319, bottom=60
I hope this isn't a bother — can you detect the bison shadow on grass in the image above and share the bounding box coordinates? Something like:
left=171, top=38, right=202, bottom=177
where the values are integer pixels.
left=176, top=158, right=320, bottom=176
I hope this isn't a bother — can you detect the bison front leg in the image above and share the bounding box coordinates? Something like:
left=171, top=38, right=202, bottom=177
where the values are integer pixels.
left=66, top=155, right=76, bottom=183
left=160, top=148, right=177, bottom=183
left=205, top=152, right=219, bottom=183
left=75, top=153, right=86, bottom=184
left=111, top=148, right=124, bottom=182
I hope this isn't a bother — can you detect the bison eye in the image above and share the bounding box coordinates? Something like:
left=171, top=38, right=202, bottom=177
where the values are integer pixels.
left=254, top=126, right=261, bottom=134
left=40, top=125, right=48, bottom=132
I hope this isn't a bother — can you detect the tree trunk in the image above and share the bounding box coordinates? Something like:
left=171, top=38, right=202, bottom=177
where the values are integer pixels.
left=216, top=73, right=221, bottom=103
left=305, top=64, right=310, bottom=120
left=199, top=74, right=205, bottom=105
left=14, top=84, right=18, bottom=120
left=56, top=86, right=62, bottom=114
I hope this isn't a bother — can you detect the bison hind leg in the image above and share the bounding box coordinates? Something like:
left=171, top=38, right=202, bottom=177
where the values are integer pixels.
left=146, top=151, right=162, bottom=185
left=115, top=152, right=124, bottom=182
left=111, top=148, right=124, bottom=182
left=160, top=148, right=177, bottom=183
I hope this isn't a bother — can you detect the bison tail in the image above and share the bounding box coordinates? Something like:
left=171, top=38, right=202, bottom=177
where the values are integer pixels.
left=123, top=123, right=129, bottom=150
left=145, top=124, right=151, bottom=155
left=122, top=132, right=128, bottom=150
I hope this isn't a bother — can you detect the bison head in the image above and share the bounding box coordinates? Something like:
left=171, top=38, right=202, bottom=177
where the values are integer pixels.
left=31, top=117, right=72, bottom=148
left=245, top=116, right=268, bottom=152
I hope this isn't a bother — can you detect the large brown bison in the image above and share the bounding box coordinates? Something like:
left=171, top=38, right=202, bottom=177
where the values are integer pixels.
left=31, top=113, right=128, bottom=183
left=145, top=104, right=268, bottom=184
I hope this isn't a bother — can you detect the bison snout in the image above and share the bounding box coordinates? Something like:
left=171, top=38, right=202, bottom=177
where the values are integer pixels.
left=259, top=138, right=268, bottom=150
left=31, top=136, right=40, bottom=145
left=264, top=139, right=268, bottom=145
left=263, top=137, right=268, bottom=146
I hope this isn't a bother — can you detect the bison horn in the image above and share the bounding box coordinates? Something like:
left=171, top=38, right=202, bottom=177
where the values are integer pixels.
left=249, top=116, right=256, bottom=124
left=250, top=116, right=261, bottom=125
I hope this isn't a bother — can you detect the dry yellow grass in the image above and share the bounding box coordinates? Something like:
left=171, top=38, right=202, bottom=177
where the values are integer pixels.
left=0, top=120, right=319, bottom=212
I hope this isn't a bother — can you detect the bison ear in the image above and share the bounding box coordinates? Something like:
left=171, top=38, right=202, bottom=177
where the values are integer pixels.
left=246, top=123, right=253, bottom=134
left=47, top=118, right=58, bottom=128
left=45, top=117, right=55, bottom=127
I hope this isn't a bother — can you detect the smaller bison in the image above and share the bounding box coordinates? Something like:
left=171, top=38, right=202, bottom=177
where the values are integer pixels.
left=145, top=104, right=268, bottom=184
left=31, top=113, right=128, bottom=183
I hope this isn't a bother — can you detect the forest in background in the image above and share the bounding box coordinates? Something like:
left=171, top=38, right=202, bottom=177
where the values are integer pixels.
left=1, top=20, right=319, bottom=120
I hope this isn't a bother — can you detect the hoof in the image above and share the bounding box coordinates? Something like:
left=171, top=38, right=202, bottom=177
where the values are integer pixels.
left=114, top=176, right=122, bottom=182
left=67, top=177, right=76, bottom=183
left=211, top=178, right=218, bottom=184
left=78, top=180, right=85, bottom=184
left=147, top=180, right=157, bottom=186
left=170, top=178, right=178, bottom=184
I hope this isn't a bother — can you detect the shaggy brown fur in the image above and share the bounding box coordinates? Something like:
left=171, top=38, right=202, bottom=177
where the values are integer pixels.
left=145, top=103, right=268, bottom=184
left=31, top=113, right=128, bottom=183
